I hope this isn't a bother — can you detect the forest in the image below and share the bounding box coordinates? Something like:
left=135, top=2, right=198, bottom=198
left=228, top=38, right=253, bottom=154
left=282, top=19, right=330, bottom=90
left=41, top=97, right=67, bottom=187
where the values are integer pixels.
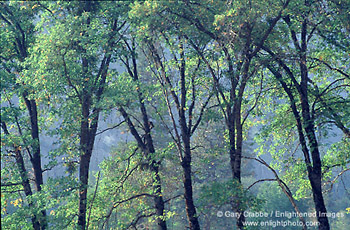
left=1, top=1, right=349, bottom=229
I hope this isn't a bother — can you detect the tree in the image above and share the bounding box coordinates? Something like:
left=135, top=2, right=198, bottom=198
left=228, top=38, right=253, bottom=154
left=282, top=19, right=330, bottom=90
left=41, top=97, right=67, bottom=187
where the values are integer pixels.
left=143, top=37, right=212, bottom=230
left=1, top=1, right=348, bottom=229
left=26, top=1, right=128, bottom=229
left=128, top=7, right=215, bottom=227
left=117, top=36, right=168, bottom=230
left=151, top=0, right=291, bottom=228
left=1, top=2, right=47, bottom=229
left=258, top=0, right=349, bottom=229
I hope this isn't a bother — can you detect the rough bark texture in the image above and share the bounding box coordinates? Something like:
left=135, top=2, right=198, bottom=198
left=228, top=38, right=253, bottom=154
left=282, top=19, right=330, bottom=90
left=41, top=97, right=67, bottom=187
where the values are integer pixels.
left=179, top=45, right=201, bottom=230
left=76, top=3, right=125, bottom=228
left=75, top=2, right=99, bottom=229
left=181, top=0, right=290, bottom=226
left=181, top=150, right=200, bottom=230
left=270, top=64, right=330, bottom=230
left=138, top=86, right=168, bottom=230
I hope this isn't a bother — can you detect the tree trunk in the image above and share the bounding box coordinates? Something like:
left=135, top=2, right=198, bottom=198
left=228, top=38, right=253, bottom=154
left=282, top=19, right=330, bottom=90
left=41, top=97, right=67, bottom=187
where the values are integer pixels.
left=143, top=125, right=167, bottom=230
left=77, top=90, right=94, bottom=229
left=179, top=60, right=201, bottom=230
left=1, top=4, right=46, bottom=228
left=299, top=17, right=330, bottom=228
left=181, top=148, right=200, bottom=230
left=134, top=45, right=168, bottom=230
left=146, top=39, right=199, bottom=229
left=265, top=31, right=330, bottom=228
left=16, top=148, right=42, bottom=230
left=301, top=87, right=330, bottom=230
left=119, top=105, right=168, bottom=230
left=78, top=148, right=93, bottom=229
left=23, top=96, right=47, bottom=229
left=226, top=51, right=250, bottom=230
left=151, top=162, right=168, bottom=230
left=77, top=3, right=93, bottom=228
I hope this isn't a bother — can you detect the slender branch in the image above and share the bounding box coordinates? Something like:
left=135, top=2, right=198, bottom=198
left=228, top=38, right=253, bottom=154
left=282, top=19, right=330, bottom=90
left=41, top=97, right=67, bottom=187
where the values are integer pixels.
left=103, top=193, right=155, bottom=228
left=325, top=168, right=350, bottom=193
left=188, top=38, right=229, bottom=111
left=317, top=78, right=345, bottom=98
left=311, top=57, right=350, bottom=79
left=308, top=78, right=350, bottom=138
left=163, top=87, right=184, bottom=161
left=188, top=59, right=201, bottom=131
left=246, top=179, right=276, bottom=190
left=86, top=171, right=101, bottom=230
left=96, top=120, right=125, bottom=136
left=190, top=92, right=213, bottom=136
left=242, top=71, right=264, bottom=125
left=262, top=46, right=302, bottom=93
left=1, top=189, right=25, bottom=194
left=3, top=91, right=33, bottom=160
left=147, top=41, right=181, bottom=110
left=244, top=156, right=307, bottom=229
left=124, top=210, right=156, bottom=230
left=36, top=1, right=54, bottom=15
left=266, top=65, right=312, bottom=167
left=164, top=194, right=183, bottom=203
left=150, top=103, right=181, bottom=151
left=307, top=20, right=324, bottom=43
left=250, top=0, right=291, bottom=58
left=62, top=54, right=81, bottom=101
left=283, top=16, right=301, bottom=52
left=118, top=106, right=146, bottom=151
left=0, top=182, right=23, bottom=187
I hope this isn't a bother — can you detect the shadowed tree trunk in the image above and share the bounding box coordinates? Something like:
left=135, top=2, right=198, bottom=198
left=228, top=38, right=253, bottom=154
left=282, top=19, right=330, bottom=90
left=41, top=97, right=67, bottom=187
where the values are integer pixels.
left=75, top=2, right=124, bottom=229
left=261, top=3, right=333, bottom=226
left=23, top=94, right=47, bottom=229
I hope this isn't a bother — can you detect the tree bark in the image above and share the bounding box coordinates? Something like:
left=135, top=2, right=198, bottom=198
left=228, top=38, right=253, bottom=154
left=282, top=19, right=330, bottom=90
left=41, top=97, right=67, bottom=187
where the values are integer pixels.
left=77, top=90, right=93, bottom=229
left=182, top=159, right=200, bottom=230
left=299, top=15, right=330, bottom=229
left=23, top=95, right=47, bottom=229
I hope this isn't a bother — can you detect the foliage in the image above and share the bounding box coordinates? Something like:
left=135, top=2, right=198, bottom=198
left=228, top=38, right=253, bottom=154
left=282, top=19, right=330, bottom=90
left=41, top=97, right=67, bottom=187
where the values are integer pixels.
left=1, top=1, right=348, bottom=230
